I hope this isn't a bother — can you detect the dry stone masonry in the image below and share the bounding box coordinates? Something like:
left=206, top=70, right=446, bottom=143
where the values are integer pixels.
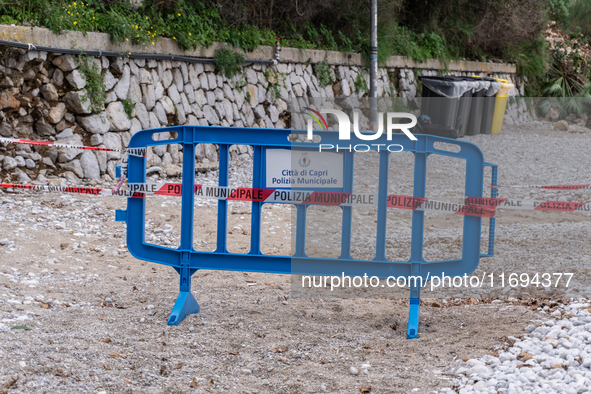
left=0, top=44, right=524, bottom=184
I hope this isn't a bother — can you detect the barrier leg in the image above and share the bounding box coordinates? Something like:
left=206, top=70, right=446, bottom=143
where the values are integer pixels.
left=168, top=290, right=200, bottom=326
left=407, top=297, right=420, bottom=339
left=168, top=262, right=199, bottom=326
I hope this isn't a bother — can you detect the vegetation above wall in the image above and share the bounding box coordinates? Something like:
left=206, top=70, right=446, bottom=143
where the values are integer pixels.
left=1, top=0, right=591, bottom=97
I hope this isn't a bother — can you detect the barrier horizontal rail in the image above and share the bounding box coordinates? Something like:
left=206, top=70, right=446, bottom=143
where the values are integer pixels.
left=2, top=138, right=590, bottom=191
left=3, top=138, right=590, bottom=192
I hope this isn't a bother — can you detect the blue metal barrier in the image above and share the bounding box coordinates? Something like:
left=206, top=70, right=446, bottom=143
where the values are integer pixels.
left=115, top=125, right=495, bottom=339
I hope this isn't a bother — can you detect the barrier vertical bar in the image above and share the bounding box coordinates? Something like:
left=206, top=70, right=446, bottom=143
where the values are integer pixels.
left=250, top=145, right=263, bottom=255
left=487, top=164, right=498, bottom=256
left=168, top=127, right=200, bottom=325
left=340, top=151, right=354, bottom=260
left=374, top=150, right=389, bottom=262
left=295, top=205, right=307, bottom=258
left=407, top=140, right=428, bottom=338
left=216, top=144, right=229, bottom=253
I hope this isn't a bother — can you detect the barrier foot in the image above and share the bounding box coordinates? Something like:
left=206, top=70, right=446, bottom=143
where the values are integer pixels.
left=168, top=291, right=200, bottom=326
left=407, top=298, right=420, bottom=339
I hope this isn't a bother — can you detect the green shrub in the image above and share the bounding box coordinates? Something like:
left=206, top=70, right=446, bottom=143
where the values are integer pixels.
left=121, top=98, right=134, bottom=119
left=0, top=15, right=19, bottom=24
left=314, top=61, right=334, bottom=87
left=213, top=48, right=245, bottom=78
left=264, top=68, right=286, bottom=102
left=354, top=73, right=368, bottom=94
left=564, top=0, right=591, bottom=38
left=78, top=54, right=106, bottom=114
left=0, top=0, right=553, bottom=86
left=549, top=0, right=574, bottom=25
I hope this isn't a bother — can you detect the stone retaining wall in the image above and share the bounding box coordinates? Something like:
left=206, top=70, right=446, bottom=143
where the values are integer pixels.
left=0, top=33, right=525, bottom=184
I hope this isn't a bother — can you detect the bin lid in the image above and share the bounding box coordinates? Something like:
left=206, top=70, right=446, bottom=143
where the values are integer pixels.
left=419, top=76, right=474, bottom=98
left=484, top=81, right=503, bottom=96
left=494, top=78, right=515, bottom=96
left=468, top=75, right=503, bottom=96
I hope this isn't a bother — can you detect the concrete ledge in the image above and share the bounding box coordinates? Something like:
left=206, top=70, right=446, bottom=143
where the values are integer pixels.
left=0, top=25, right=516, bottom=74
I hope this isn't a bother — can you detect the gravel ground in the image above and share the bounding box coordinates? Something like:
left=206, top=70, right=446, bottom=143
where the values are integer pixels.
left=0, top=120, right=590, bottom=393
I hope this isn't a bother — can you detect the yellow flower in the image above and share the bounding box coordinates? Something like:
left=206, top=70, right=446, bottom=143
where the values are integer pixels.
left=152, top=42, right=155, bottom=45
left=126, top=38, right=129, bottom=41
left=128, top=52, right=131, bottom=55
left=137, top=34, right=139, bottom=37
left=73, top=21, right=77, bottom=25
left=73, top=2, right=76, bottom=5
left=92, top=16, right=95, bottom=19
left=178, top=13, right=181, bottom=16
left=145, top=16, right=148, bottom=20
left=189, top=33, right=191, bottom=36
left=173, top=37, right=176, bottom=40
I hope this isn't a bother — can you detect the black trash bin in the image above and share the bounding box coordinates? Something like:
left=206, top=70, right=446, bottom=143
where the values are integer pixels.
left=480, top=79, right=503, bottom=135
left=419, top=76, right=477, bottom=138
left=465, top=77, right=502, bottom=135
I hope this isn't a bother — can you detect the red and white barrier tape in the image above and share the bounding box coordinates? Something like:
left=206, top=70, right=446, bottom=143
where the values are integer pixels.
left=0, top=183, right=143, bottom=197
left=111, top=174, right=126, bottom=195
left=4, top=181, right=591, bottom=217
left=129, top=183, right=496, bottom=217
left=492, top=184, right=591, bottom=190
left=465, top=197, right=591, bottom=213
left=387, top=195, right=496, bottom=218
left=0, top=137, right=146, bottom=157
left=130, top=183, right=376, bottom=207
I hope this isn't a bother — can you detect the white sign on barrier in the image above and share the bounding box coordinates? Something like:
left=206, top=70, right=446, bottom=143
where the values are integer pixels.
left=265, top=149, right=344, bottom=188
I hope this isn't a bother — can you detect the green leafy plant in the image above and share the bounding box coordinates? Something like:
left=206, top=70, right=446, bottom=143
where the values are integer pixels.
left=0, top=0, right=551, bottom=86
left=0, top=0, right=46, bottom=26
left=314, top=61, right=334, bottom=87
left=213, top=48, right=245, bottom=78
left=233, top=75, right=247, bottom=93
left=121, top=98, right=134, bottom=119
left=565, top=0, right=591, bottom=38
left=0, top=15, right=19, bottom=24
left=536, top=49, right=591, bottom=117
left=264, top=68, right=286, bottom=102
left=354, top=73, right=368, bottom=94
left=78, top=54, right=106, bottom=113
left=549, top=0, right=574, bottom=25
